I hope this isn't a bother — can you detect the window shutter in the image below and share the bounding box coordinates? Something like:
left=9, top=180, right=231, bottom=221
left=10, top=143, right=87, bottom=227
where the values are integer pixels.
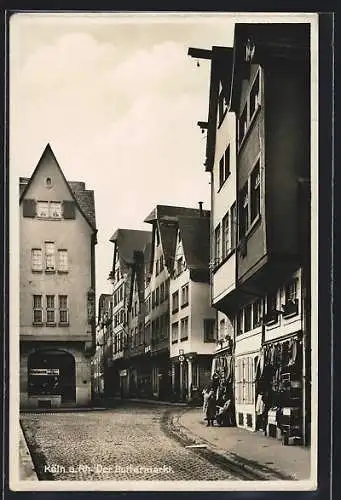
left=62, top=200, right=76, bottom=219
left=23, top=199, right=36, bottom=218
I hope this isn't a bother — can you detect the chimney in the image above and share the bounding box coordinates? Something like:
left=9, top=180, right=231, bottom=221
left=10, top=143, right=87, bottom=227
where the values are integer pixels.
left=198, top=201, right=203, bottom=216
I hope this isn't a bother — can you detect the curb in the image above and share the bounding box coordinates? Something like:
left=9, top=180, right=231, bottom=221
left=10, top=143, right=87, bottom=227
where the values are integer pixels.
left=172, top=409, right=295, bottom=481
left=19, top=423, right=39, bottom=481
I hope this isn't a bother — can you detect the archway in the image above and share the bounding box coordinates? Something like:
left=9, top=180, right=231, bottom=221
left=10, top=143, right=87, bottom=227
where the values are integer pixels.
left=28, top=349, right=76, bottom=404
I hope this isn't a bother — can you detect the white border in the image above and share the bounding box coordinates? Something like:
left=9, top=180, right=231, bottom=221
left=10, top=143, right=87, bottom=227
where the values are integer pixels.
left=9, top=11, right=319, bottom=492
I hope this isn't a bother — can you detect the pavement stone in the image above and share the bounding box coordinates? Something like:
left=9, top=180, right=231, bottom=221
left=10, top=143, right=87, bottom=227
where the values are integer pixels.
left=20, top=406, right=240, bottom=481
left=178, top=408, right=312, bottom=481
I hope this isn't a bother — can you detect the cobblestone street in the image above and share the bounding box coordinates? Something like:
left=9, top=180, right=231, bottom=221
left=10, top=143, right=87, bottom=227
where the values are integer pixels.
left=20, top=404, right=244, bottom=481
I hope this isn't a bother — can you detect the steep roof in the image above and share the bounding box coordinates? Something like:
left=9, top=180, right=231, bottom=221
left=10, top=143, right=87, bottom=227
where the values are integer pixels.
left=109, top=229, right=152, bottom=266
left=19, top=144, right=96, bottom=231
left=144, top=204, right=210, bottom=275
left=178, top=215, right=211, bottom=283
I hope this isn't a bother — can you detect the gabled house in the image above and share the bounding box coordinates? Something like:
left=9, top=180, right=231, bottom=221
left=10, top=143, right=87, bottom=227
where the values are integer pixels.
left=108, top=228, right=151, bottom=398
left=169, top=213, right=216, bottom=402
left=19, top=144, right=97, bottom=408
left=189, top=23, right=311, bottom=446
left=144, top=204, right=209, bottom=399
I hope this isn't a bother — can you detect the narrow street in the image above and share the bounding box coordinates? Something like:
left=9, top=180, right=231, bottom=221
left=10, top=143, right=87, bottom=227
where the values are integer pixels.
left=21, top=403, right=236, bottom=481
left=20, top=402, right=289, bottom=482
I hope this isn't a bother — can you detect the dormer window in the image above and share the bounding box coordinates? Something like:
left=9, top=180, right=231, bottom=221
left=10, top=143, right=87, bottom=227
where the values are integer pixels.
left=45, top=177, right=52, bottom=188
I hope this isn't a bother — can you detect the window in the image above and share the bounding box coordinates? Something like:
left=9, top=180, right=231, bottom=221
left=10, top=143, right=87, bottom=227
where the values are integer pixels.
left=214, top=224, right=221, bottom=265
left=156, top=228, right=160, bottom=246
left=265, top=291, right=279, bottom=324
left=59, top=295, right=68, bottom=324
left=250, top=72, right=260, bottom=119
left=222, top=212, right=230, bottom=259
left=180, top=317, right=189, bottom=341
left=238, top=69, right=261, bottom=149
left=181, top=283, right=189, bottom=307
left=37, top=201, right=62, bottom=219
left=119, top=286, right=123, bottom=302
left=236, top=309, right=244, bottom=336
left=33, top=295, right=43, bottom=324
left=160, top=255, right=164, bottom=272
left=239, top=104, right=248, bottom=145
left=251, top=163, right=261, bottom=222
left=235, top=357, right=255, bottom=405
left=164, top=279, right=170, bottom=300
left=155, top=287, right=160, bottom=307
left=156, top=259, right=159, bottom=276
left=283, top=278, right=299, bottom=317
left=177, top=257, right=183, bottom=276
left=31, top=249, right=42, bottom=272
left=218, top=81, right=228, bottom=124
left=46, top=295, right=55, bottom=324
left=152, top=291, right=155, bottom=309
left=171, top=322, right=179, bottom=344
left=172, top=291, right=179, bottom=313
left=230, top=203, right=236, bottom=250
left=219, top=145, right=230, bottom=189
left=239, top=185, right=249, bottom=239
left=253, top=299, right=262, bottom=328
left=160, top=282, right=165, bottom=303
left=45, top=242, right=56, bottom=271
left=204, top=318, right=216, bottom=342
left=49, top=202, right=62, bottom=218
left=244, top=304, right=252, bottom=332
left=58, top=250, right=68, bottom=272
left=120, top=309, right=125, bottom=325
left=36, top=201, right=49, bottom=218
left=285, top=278, right=298, bottom=303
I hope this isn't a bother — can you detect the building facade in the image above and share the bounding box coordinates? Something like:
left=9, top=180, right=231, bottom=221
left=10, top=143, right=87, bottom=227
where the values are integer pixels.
left=20, top=144, right=97, bottom=408
left=144, top=205, right=210, bottom=400
left=108, top=229, right=151, bottom=398
left=92, top=293, right=113, bottom=401
left=169, top=214, right=216, bottom=402
left=190, top=23, right=311, bottom=445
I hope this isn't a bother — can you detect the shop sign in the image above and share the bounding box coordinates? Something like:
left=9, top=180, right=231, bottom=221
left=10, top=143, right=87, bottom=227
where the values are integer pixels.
left=178, top=355, right=185, bottom=362
left=30, top=368, right=59, bottom=376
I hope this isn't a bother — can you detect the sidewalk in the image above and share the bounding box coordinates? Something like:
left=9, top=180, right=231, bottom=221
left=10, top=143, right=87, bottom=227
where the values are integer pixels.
left=177, top=408, right=312, bottom=481
left=19, top=424, right=38, bottom=481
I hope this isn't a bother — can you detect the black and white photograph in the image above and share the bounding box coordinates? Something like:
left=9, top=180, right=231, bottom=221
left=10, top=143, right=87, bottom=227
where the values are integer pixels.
left=9, top=11, right=320, bottom=492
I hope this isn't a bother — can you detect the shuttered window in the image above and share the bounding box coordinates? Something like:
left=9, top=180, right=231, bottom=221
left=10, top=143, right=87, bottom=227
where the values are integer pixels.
left=23, top=199, right=36, bottom=218
left=62, top=200, right=76, bottom=219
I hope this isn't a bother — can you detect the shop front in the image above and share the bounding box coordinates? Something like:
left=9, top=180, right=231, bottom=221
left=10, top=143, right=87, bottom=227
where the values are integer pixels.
left=211, top=340, right=235, bottom=423
left=254, top=333, right=303, bottom=444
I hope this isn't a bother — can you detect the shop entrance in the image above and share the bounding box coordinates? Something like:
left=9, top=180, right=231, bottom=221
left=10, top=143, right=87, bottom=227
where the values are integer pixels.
left=28, top=350, right=76, bottom=404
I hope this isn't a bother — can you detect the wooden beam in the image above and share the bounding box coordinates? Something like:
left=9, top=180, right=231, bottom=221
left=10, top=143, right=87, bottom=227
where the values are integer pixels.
left=187, top=47, right=212, bottom=60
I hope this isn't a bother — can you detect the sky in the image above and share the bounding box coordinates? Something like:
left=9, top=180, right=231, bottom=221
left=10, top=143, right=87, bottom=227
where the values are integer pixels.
left=10, top=12, right=237, bottom=298
left=10, top=12, right=313, bottom=299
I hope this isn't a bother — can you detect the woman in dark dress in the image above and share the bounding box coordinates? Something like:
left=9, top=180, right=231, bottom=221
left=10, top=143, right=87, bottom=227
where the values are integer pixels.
left=205, top=388, right=217, bottom=426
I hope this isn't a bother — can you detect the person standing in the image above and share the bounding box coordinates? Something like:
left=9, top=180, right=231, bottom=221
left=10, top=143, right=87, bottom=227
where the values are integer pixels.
left=205, top=388, right=217, bottom=426
left=202, top=386, right=210, bottom=419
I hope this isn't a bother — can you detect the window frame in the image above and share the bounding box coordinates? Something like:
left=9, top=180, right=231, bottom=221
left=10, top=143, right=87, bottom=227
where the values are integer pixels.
left=58, top=295, right=69, bottom=325
left=46, top=295, right=56, bottom=325
left=180, top=316, right=189, bottom=342
left=31, top=248, right=43, bottom=272
left=204, top=318, right=216, bottom=343
left=238, top=67, right=262, bottom=151
left=33, top=294, right=43, bottom=325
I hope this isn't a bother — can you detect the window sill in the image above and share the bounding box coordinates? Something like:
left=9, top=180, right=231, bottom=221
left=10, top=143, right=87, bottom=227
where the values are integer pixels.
left=212, top=248, right=236, bottom=274
left=32, top=322, right=43, bottom=327
left=172, top=308, right=179, bottom=314
left=282, top=311, right=299, bottom=320
left=46, top=323, right=57, bottom=327
left=171, top=340, right=178, bottom=344
left=32, top=269, right=43, bottom=273
left=58, top=322, right=69, bottom=327
left=181, top=303, right=189, bottom=309
left=57, top=270, right=69, bottom=274
left=217, top=173, right=231, bottom=194
left=238, top=104, right=261, bottom=154
left=36, top=216, right=62, bottom=221
left=180, top=337, right=188, bottom=342
left=45, top=270, right=56, bottom=274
